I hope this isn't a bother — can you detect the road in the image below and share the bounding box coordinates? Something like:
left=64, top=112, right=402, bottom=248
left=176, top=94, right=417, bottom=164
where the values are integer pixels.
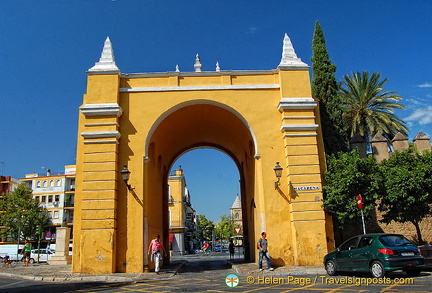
left=0, top=253, right=431, bottom=292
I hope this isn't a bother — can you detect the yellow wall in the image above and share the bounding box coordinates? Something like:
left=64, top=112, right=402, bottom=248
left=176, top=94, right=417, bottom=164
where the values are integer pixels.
left=73, top=65, right=333, bottom=273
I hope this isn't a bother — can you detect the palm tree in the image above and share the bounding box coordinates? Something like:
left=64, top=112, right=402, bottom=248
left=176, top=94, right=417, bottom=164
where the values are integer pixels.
left=340, top=71, right=408, bottom=141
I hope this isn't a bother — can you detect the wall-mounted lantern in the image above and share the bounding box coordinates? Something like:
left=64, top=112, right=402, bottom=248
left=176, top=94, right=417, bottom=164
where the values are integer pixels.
left=274, top=162, right=283, bottom=189
left=120, top=165, right=132, bottom=190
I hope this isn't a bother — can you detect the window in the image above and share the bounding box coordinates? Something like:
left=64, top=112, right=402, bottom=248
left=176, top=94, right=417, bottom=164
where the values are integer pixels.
left=35, top=196, right=40, bottom=202
left=53, top=211, right=59, bottom=219
left=42, top=181, right=47, bottom=187
left=36, top=181, right=41, bottom=188
left=49, top=180, right=54, bottom=187
left=48, top=195, right=53, bottom=203
left=358, top=237, right=373, bottom=249
left=340, top=237, right=358, bottom=251
left=56, top=180, right=61, bottom=187
left=41, top=196, right=47, bottom=203
left=55, top=195, right=60, bottom=202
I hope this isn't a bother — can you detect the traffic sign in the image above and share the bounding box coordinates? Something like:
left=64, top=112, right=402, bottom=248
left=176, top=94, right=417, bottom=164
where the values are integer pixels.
left=45, top=231, right=52, bottom=240
left=357, top=194, right=363, bottom=210
left=234, top=227, right=241, bottom=234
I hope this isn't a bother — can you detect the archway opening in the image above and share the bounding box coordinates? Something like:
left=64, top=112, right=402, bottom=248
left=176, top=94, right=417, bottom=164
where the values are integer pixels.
left=145, top=102, right=257, bottom=265
left=168, top=148, right=244, bottom=259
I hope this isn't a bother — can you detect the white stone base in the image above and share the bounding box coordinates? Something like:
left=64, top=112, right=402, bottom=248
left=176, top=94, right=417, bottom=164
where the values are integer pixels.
left=49, top=255, right=72, bottom=265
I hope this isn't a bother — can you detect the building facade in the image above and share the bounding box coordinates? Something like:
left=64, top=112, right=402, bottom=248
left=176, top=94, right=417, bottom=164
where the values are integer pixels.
left=21, top=165, right=75, bottom=235
left=0, top=176, right=20, bottom=194
left=168, top=167, right=199, bottom=255
left=230, top=195, right=242, bottom=231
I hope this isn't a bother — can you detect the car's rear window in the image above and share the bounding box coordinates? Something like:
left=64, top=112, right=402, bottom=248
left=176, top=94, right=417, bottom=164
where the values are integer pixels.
left=379, top=235, right=414, bottom=247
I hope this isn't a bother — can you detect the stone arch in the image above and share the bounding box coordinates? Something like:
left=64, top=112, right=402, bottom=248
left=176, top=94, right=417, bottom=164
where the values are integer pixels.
left=144, top=100, right=259, bottom=159
left=145, top=103, right=257, bottom=264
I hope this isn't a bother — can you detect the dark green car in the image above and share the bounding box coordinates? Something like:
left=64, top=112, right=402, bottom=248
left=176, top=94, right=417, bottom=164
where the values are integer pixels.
left=324, top=233, right=425, bottom=278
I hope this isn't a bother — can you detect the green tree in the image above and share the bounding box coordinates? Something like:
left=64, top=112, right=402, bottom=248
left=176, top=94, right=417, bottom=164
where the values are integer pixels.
left=0, top=183, right=50, bottom=241
left=198, top=214, right=214, bottom=241
left=311, top=20, right=348, bottom=154
left=215, top=214, right=235, bottom=240
left=323, top=150, right=381, bottom=228
left=379, top=150, right=432, bottom=244
left=340, top=71, right=408, bottom=142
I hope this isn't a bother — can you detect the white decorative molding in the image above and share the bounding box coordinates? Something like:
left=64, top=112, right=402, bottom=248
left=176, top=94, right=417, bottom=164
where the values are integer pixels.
left=84, top=122, right=120, bottom=127
left=81, top=131, right=121, bottom=139
left=282, top=116, right=316, bottom=120
left=120, top=84, right=280, bottom=92
left=278, top=98, right=317, bottom=111
left=278, top=33, right=309, bottom=69
left=80, top=103, right=123, bottom=117
left=88, top=37, right=120, bottom=73
left=280, top=124, right=319, bottom=132
left=83, top=140, right=119, bottom=145
left=283, top=133, right=317, bottom=137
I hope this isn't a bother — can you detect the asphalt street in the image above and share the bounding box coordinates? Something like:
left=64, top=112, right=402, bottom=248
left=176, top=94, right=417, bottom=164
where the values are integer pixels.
left=0, top=253, right=431, bottom=292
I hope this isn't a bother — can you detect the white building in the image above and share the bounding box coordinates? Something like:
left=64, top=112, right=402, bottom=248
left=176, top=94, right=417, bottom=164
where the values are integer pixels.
left=21, top=165, right=75, bottom=232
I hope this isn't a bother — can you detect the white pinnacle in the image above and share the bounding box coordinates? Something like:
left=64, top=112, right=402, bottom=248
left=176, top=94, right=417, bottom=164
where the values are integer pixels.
left=194, top=54, right=202, bottom=72
left=88, top=37, right=120, bottom=73
left=278, top=33, right=308, bottom=68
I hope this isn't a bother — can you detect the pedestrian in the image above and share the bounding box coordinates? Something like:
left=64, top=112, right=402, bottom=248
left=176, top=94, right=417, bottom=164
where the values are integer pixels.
left=228, top=239, right=235, bottom=260
left=257, top=232, right=273, bottom=271
left=201, top=241, right=209, bottom=255
left=21, top=240, right=32, bottom=267
left=147, top=234, right=167, bottom=274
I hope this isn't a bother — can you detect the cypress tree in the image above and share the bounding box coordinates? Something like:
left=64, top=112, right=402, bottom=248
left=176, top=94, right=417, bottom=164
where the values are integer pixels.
left=311, top=21, right=348, bottom=154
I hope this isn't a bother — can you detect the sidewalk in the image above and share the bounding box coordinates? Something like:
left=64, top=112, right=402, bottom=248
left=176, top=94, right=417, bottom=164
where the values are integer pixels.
left=0, top=260, right=325, bottom=282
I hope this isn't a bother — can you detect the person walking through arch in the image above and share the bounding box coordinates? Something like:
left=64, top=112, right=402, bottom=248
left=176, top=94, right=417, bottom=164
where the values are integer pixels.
left=228, top=239, right=235, bottom=260
left=257, top=232, right=273, bottom=271
left=147, top=234, right=167, bottom=274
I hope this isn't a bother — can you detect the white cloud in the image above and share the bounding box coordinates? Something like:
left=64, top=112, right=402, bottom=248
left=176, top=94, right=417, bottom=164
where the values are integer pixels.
left=418, top=82, right=432, bottom=88
left=247, top=25, right=257, bottom=34
left=404, top=106, right=432, bottom=125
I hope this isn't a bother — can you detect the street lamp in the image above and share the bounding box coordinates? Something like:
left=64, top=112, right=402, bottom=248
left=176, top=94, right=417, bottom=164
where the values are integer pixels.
left=274, top=162, right=283, bottom=189
left=120, top=165, right=132, bottom=190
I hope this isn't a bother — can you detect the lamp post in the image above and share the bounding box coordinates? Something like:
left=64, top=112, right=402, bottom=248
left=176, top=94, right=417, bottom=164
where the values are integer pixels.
left=273, top=162, right=283, bottom=189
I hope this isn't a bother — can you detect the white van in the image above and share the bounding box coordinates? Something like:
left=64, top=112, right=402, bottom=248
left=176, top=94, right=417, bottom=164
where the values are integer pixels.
left=0, top=244, right=25, bottom=261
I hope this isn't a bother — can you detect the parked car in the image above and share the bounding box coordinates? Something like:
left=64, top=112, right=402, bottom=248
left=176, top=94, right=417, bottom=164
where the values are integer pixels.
left=324, top=233, right=425, bottom=278
left=29, top=249, right=55, bottom=264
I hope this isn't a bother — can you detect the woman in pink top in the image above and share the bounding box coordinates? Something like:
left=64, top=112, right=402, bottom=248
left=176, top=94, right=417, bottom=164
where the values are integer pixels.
left=147, top=234, right=167, bottom=274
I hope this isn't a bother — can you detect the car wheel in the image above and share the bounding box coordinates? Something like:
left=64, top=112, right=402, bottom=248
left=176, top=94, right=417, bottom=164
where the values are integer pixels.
left=29, top=258, right=35, bottom=264
left=325, top=260, right=337, bottom=276
left=370, top=261, right=385, bottom=278
left=406, top=269, right=421, bottom=277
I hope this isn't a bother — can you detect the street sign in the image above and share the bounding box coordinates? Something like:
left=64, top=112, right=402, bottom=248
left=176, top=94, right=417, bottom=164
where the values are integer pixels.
left=234, top=227, right=241, bottom=234
left=357, top=194, right=363, bottom=210
left=45, top=231, right=52, bottom=240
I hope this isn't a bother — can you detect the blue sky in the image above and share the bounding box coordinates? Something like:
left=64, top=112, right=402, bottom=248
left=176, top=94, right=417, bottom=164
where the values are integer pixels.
left=1, top=1, right=431, bottom=223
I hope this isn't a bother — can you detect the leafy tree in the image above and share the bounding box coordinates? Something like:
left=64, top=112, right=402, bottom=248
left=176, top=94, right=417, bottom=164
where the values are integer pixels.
left=378, top=150, right=432, bottom=244
left=340, top=71, right=408, bottom=142
left=198, top=214, right=214, bottom=241
left=0, top=183, right=50, bottom=242
left=311, top=20, right=348, bottom=154
left=215, top=214, right=235, bottom=240
left=323, top=150, right=381, bottom=228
